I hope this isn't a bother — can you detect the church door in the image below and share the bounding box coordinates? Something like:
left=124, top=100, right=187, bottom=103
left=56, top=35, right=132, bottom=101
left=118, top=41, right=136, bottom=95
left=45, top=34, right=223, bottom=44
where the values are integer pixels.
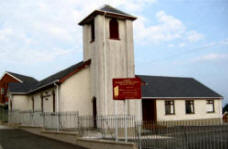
left=92, top=97, right=97, bottom=128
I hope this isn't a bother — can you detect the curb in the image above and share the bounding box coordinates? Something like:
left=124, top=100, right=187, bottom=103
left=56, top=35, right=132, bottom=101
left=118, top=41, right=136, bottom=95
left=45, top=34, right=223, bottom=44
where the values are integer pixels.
left=21, top=128, right=83, bottom=148
left=41, top=130, right=79, bottom=136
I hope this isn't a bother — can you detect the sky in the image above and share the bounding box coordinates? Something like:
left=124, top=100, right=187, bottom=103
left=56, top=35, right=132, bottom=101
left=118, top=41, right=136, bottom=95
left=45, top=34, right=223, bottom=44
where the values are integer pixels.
left=0, top=0, right=227, bottom=105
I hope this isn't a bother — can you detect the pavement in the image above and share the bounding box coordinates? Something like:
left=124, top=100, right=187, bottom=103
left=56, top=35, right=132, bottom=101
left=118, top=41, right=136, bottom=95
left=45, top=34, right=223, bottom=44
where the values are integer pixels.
left=0, top=125, right=11, bottom=130
left=0, top=125, right=87, bottom=149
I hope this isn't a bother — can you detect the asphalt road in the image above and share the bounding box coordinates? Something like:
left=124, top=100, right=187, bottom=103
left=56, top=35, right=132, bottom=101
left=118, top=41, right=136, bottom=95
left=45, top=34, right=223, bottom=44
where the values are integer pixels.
left=0, top=126, right=87, bottom=149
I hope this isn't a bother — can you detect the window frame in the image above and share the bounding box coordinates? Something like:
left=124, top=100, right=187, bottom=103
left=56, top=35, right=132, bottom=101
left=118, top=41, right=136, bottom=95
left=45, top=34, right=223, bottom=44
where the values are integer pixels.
left=206, top=100, right=215, bottom=113
left=109, top=18, right=119, bottom=40
left=165, top=100, right=175, bottom=115
left=185, top=100, right=195, bottom=114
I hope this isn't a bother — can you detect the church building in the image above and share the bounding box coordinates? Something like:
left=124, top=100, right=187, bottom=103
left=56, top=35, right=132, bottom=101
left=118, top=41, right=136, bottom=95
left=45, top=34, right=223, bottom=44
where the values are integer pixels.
left=3, top=5, right=223, bottom=124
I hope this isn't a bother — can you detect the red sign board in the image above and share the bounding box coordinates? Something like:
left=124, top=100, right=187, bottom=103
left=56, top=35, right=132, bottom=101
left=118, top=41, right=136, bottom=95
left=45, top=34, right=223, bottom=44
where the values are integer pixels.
left=113, top=78, right=142, bottom=100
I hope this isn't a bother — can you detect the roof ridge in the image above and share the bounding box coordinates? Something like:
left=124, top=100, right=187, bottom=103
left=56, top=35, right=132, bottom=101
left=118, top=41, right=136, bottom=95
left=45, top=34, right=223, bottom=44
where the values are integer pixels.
left=136, top=74, right=193, bottom=79
left=97, top=4, right=109, bottom=10
left=98, top=4, right=134, bottom=17
left=7, top=71, right=38, bottom=81
left=38, top=61, right=84, bottom=82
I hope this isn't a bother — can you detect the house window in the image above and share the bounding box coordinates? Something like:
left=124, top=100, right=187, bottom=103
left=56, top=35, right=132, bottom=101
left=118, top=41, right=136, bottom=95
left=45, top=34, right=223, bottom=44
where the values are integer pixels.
left=186, top=100, right=195, bottom=114
left=91, top=20, right=95, bottom=42
left=109, top=18, right=119, bottom=39
left=206, top=100, right=215, bottom=113
left=165, top=100, right=175, bottom=115
left=1, top=88, right=4, bottom=95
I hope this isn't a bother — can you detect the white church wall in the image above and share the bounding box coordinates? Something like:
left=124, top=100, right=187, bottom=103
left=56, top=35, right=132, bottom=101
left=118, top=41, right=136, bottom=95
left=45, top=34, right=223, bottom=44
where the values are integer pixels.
left=10, top=95, right=32, bottom=111
left=59, top=67, right=92, bottom=115
left=42, top=88, right=54, bottom=113
left=33, top=93, right=42, bottom=112
left=31, top=88, right=54, bottom=113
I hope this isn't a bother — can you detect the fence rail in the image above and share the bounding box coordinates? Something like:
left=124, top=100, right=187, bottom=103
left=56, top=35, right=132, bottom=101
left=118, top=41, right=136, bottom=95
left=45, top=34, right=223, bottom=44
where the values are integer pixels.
left=78, top=115, right=136, bottom=140
left=43, top=112, right=79, bottom=131
left=135, top=121, right=228, bottom=149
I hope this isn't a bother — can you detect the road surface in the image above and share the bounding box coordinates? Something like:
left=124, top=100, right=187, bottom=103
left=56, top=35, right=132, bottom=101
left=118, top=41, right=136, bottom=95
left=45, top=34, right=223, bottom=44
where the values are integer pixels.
left=0, top=125, right=87, bottom=149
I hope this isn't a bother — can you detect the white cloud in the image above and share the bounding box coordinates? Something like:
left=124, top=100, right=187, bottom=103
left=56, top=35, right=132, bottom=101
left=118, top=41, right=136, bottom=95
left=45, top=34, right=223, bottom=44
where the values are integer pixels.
left=178, top=43, right=185, bottom=47
left=168, top=44, right=175, bottom=47
left=0, top=47, right=72, bottom=64
left=186, top=30, right=204, bottom=42
left=219, top=38, right=228, bottom=45
left=0, top=28, right=13, bottom=41
left=192, top=53, right=228, bottom=62
left=204, top=39, right=228, bottom=49
left=134, top=10, right=203, bottom=45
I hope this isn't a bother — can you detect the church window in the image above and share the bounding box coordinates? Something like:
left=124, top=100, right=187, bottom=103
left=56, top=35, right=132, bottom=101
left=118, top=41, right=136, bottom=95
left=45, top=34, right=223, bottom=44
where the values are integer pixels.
left=109, top=18, right=119, bottom=39
left=91, top=20, right=95, bottom=42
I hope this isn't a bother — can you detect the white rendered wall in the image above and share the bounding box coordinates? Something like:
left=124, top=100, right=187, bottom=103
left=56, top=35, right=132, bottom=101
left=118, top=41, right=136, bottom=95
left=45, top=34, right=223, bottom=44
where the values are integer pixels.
left=30, top=88, right=55, bottom=113
left=11, top=95, right=32, bottom=111
left=42, top=88, right=55, bottom=113
left=33, top=93, right=42, bottom=112
left=156, top=99, right=223, bottom=121
left=59, top=67, right=92, bottom=115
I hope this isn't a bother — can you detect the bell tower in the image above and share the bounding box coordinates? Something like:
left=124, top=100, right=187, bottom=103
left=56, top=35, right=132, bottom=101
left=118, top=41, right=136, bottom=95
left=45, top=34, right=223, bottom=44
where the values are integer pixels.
left=79, top=5, right=138, bottom=116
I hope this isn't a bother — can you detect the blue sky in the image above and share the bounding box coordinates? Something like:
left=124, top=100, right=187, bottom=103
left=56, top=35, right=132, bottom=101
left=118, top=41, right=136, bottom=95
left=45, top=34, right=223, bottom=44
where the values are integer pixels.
left=0, top=0, right=227, bottom=105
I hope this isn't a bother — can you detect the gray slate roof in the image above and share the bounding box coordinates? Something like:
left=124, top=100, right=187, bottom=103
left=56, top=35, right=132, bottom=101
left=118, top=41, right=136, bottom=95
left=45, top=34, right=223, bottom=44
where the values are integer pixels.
left=79, top=5, right=136, bottom=25
left=33, top=61, right=85, bottom=90
left=7, top=72, right=38, bottom=93
left=137, top=75, right=222, bottom=98
left=99, top=5, right=136, bottom=18
left=8, top=60, right=88, bottom=94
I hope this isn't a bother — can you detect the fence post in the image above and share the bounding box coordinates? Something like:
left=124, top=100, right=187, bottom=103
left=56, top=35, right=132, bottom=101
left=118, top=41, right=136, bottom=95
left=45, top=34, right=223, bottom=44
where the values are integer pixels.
left=57, top=112, right=60, bottom=132
left=138, top=122, right=142, bottom=149
left=32, top=112, right=34, bottom=127
left=124, top=100, right=128, bottom=143
left=43, top=112, right=45, bottom=130
left=115, top=115, right=118, bottom=142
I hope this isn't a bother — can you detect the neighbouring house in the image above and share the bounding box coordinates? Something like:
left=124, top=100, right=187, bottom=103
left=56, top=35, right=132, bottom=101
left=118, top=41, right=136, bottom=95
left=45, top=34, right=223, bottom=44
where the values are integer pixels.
left=5, top=5, right=223, bottom=125
left=0, top=72, right=38, bottom=111
left=138, top=75, right=223, bottom=124
left=223, top=112, right=228, bottom=123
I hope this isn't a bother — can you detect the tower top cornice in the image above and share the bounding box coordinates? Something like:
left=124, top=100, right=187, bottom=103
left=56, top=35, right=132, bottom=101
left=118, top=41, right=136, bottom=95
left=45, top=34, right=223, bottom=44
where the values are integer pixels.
left=79, top=4, right=137, bottom=25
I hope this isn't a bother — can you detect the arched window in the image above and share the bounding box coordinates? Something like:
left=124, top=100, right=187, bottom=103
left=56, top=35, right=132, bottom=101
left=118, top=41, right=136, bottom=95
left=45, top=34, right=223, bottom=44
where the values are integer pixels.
left=109, top=18, right=119, bottom=39
left=91, top=20, right=95, bottom=42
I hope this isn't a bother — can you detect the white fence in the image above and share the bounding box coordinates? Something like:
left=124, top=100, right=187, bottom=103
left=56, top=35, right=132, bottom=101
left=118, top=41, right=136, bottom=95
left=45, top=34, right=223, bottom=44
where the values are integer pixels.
left=8, top=111, right=43, bottom=127
left=8, top=110, right=21, bottom=124
left=0, top=108, right=8, bottom=122
left=8, top=111, right=79, bottom=130
left=43, top=112, right=79, bottom=131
